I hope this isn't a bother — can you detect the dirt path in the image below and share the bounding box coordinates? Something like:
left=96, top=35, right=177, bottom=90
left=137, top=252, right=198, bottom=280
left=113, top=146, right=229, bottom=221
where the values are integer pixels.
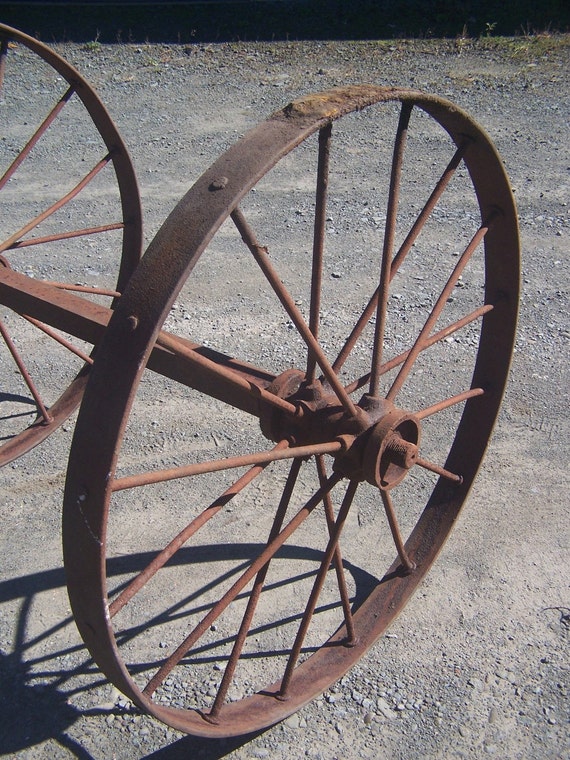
left=0, top=34, right=568, bottom=759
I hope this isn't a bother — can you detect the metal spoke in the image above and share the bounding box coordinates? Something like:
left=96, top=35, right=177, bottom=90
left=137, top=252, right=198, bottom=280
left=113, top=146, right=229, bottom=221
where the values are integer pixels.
left=416, top=387, right=485, bottom=420
left=6, top=222, right=125, bottom=251
left=344, top=304, right=493, bottom=395
left=380, top=489, right=415, bottom=573
left=23, top=315, right=93, bottom=365
left=307, top=123, right=332, bottom=382
left=386, top=215, right=497, bottom=402
left=108, top=441, right=290, bottom=619
left=42, top=281, right=121, bottom=298
left=389, top=141, right=470, bottom=276
left=332, top=286, right=379, bottom=375
left=143, top=471, right=343, bottom=697
left=208, top=457, right=303, bottom=719
left=316, top=455, right=356, bottom=644
left=278, top=479, right=357, bottom=698
left=231, top=206, right=360, bottom=420
left=0, top=316, right=51, bottom=423
left=0, top=85, right=75, bottom=191
left=416, top=457, right=463, bottom=483
left=369, top=101, right=413, bottom=396
left=111, top=439, right=344, bottom=492
left=333, top=141, right=469, bottom=376
left=0, top=153, right=114, bottom=254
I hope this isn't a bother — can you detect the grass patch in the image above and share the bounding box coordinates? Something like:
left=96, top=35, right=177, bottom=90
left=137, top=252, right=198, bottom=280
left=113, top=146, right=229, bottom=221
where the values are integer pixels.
left=465, top=32, right=570, bottom=61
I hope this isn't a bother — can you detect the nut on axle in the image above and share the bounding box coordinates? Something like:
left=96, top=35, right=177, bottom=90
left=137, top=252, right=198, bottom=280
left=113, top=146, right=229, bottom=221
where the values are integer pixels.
left=362, top=409, right=421, bottom=490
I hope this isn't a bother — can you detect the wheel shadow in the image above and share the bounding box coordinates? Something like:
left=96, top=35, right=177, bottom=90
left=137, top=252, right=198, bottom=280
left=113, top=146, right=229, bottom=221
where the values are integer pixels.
left=0, top=545, right=378, bottom=758
left=108, top=543, right=378, bottom=670
left=0, top=392, right=36, bottom=441
left=143, top=730, right=269, bottom=760
left=0, top=591, right=94, bottom=758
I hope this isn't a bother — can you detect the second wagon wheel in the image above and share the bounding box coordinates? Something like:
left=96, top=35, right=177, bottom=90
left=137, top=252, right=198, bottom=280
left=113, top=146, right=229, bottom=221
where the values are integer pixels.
left=0, top=24, right=142, bottom=465
left=63, top=86, right=519, bottom=737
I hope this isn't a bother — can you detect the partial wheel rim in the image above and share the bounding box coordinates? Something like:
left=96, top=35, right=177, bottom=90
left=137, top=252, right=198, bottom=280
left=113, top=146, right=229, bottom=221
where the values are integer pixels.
left=0, top=24, right=142, bottom=465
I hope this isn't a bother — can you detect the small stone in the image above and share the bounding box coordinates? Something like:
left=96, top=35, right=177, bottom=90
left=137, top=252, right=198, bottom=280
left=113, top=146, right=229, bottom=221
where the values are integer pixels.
left=376, top=697, right=394, bottom=720
left=284, top=713, right=301, bottom=729
left=97, top=701, right=117, bottom=711
left=351, top=689, right=364, bottom=704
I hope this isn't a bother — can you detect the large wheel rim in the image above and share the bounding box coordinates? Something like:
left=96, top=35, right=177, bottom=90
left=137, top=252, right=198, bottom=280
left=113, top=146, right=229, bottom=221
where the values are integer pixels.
left=63, top=86, right=519, bottom=737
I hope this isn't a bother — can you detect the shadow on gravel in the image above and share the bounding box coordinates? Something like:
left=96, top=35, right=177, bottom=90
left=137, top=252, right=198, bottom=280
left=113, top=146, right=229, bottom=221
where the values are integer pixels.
left=0, top=545, right=378, bottom=756
left=143, top=729, right=270, bottom=760
left=0, top=593, right=92, bottom=758
left=0, top=582, right=263, bottom=760
left=0, top=393, right=37, bottom=441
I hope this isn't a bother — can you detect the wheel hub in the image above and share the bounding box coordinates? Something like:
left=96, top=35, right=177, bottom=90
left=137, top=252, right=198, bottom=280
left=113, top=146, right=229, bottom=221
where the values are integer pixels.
left=261, top=370, right=421, bottom=490
left=361, top=408, right=420, bottom=490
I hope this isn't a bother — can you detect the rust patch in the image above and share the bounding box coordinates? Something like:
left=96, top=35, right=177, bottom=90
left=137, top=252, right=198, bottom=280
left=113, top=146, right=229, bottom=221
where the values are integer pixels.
left=279, top=85, right=400, bottom=122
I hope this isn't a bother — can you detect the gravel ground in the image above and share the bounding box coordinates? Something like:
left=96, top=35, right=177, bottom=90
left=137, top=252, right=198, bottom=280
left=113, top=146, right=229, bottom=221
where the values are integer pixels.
left=0, top=33, right=568, bottom=760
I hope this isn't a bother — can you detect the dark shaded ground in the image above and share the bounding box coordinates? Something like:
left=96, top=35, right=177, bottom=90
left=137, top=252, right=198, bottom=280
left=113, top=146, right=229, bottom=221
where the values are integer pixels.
left=0, top=0, right=569, bottom=44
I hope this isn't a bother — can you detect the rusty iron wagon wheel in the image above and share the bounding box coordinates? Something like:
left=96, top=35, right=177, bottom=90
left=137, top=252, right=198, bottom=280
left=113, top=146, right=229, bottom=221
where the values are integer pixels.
left=63, top=86, right=519, bottom=737
left=0, top=24, right=142, bottom=465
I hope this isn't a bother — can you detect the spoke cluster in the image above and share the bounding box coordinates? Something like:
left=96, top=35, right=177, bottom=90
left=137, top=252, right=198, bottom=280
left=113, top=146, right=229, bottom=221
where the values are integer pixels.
left=0, top=32, right=130, bottom=448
